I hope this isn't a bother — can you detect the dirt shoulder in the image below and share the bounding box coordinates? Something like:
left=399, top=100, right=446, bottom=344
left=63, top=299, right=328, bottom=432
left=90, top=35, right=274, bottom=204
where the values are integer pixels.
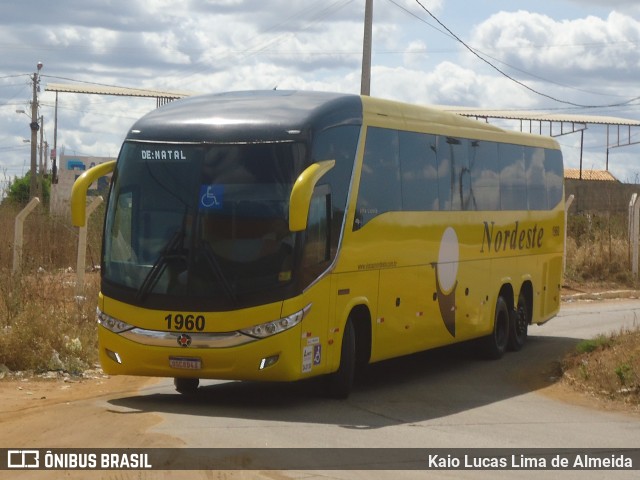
left=0, top=374, right=292, bottom=479
left=562, top=283, right=640, bottom=302
left=0, top=373, right=178, bottom=448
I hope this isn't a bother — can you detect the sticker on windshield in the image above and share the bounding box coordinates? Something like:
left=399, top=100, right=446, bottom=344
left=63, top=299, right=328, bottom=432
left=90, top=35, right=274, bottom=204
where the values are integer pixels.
left=199, top=184, right=223, bottom=210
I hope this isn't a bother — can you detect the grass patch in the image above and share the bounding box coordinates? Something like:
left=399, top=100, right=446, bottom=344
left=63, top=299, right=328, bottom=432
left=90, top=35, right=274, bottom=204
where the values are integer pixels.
left=575, top=335, right=611, bottom=354
left=0, top=270, right=100, bottom=374
left=0, top=201, right=103, bottom=374
left=565, top=213, right=637, bottom=287
left=562, top=327, right=640, bottom=406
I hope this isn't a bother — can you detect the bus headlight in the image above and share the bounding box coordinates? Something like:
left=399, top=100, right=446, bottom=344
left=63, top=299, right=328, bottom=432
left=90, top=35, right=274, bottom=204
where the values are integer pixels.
left=241, top=304, right=311, bottom=339
left=97, top=308, right=134, bottom=334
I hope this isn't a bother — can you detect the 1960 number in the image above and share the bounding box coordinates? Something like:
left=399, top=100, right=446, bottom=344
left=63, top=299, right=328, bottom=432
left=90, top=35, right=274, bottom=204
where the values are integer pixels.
left=165, top=314, right=206, bottom=331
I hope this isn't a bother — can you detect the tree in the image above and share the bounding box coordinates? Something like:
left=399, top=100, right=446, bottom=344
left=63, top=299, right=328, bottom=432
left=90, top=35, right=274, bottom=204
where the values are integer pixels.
left=3, top=172, right=50, bottom=206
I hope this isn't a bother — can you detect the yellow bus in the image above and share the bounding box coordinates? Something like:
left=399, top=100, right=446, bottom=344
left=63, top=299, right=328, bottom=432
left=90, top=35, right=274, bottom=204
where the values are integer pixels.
left=71, top=91, right=564, bottom=398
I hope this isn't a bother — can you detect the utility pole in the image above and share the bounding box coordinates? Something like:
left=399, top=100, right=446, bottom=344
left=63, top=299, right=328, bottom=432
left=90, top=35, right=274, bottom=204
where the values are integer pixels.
left=360, top=0, right=373, bottom=96
left=29, top=62, right=43, bottom=199
left=52, top=91, right=58, bottom=184
left=39, top=114, right=44, bottom=196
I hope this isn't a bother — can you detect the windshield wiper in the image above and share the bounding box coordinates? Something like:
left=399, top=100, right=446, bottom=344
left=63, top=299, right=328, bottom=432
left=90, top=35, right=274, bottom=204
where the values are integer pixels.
left=199, top=241, right=238, bottom=305
left=136, top=227, right=186, bottom=302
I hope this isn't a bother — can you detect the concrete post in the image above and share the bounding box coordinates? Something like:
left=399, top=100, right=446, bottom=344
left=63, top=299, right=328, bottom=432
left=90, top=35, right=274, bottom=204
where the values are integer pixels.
left=564, top=194, right=574, bottom=277
left=629, top=193, right=640, bottom=278
left=13, top=197, right=40, bottom=274
left=76, top=196, right=103, bottom=295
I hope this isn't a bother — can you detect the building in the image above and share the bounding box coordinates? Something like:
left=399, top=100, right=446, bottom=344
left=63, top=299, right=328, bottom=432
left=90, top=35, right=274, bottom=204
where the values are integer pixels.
left=50, top=155, right=113, bottom=217
left=564, top=168, right=638, bottom=213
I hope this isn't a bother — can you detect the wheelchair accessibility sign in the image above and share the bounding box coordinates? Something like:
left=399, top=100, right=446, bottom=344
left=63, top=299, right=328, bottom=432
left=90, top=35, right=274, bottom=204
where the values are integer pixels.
left=199, top=185, right=223, bottom=210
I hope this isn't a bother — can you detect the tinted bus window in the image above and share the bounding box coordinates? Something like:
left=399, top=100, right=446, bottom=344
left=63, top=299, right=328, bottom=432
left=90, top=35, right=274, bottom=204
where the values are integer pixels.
left=545, top=149, right=564, bottom=208
left=470, top=140, right=500, bottom=211
left=399, top=131, right=438, bottom=211
left=435, top=136, right=453, bottom=210
left=525, top=146, right=547, bottom=210
left=356, top=127, right=401, bottom=228
left=447, top=137, right=471, bottom=211
left=312, top=125, right=360, bottom=252
left=499, top=143, right=526, bottom=210
left=312, top=125, right=360, bottom=215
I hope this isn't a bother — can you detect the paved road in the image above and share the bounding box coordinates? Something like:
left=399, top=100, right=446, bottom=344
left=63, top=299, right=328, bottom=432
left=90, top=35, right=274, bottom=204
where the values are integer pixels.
left=102, top=299, right=640, bottom=479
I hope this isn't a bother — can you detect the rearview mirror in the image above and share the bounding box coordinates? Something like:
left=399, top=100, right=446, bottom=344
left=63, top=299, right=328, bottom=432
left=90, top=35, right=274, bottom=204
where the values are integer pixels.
left=71, top=160, right=116, bottom=227
left=288, top=160, right=335, bottom=232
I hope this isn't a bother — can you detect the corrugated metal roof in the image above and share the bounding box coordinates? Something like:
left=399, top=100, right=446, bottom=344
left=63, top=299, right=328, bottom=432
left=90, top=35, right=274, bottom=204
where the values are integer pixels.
left=436, top=106, right=640, bottom=127
left=564, top=168, right=619, bottom=181
left=45, top=82, right=192, bottom=99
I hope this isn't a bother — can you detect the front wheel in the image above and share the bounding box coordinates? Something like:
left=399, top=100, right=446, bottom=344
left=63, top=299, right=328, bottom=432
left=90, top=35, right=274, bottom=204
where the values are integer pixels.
left=324, top=319, right=355, bottom=399
left=481, top=296, right=510, bottom=360
left=174, top=377, right=199, bottom=394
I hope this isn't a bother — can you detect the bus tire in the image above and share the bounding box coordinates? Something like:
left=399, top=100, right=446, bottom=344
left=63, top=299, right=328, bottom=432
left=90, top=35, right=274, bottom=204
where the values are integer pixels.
left=481, top=296, right=510, bottom=360
left=324, top=319, right=356, bottom=399
left=174, top=377, right=199, bottom=394
left=508, top=293, right=528, bottom=351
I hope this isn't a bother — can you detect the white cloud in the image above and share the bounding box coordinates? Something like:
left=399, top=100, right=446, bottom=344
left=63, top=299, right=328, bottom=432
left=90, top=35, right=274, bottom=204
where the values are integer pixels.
left=566, top=0, right=640, bottom=15
left=470, top=10, right=640, bottom=88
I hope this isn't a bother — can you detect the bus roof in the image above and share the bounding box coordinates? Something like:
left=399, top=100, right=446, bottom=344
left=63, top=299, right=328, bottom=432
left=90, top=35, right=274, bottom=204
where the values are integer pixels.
left=361, top=95, right=560, bottom=149
left=126, top=90, right=559, bottom=150
left=126, top=90, right=363, bottom=143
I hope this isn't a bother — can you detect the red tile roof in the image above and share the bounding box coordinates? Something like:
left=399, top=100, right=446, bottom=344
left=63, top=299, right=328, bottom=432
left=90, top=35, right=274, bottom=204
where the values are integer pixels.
left=564, top=168, right=618, bottom=182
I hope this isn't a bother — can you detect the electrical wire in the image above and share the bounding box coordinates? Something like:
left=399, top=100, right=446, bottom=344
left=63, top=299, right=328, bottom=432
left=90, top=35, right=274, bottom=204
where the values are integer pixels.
left=0, top=74, right=30, bottom=80
left=412, top=0, right=640, bottom=109
left=386, top=0, right=632, bottom=101
left=177, top=0, right=355, bottom=81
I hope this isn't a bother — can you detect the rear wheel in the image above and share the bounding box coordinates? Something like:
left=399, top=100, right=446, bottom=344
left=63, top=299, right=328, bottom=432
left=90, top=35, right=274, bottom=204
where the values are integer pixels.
left=324, top=319, right=355, bottom=399
left=174, top=377, right=199, bottom=394
left=508, top=292, right=529, bottom=351
left=481, top=296, right=510, bottom=360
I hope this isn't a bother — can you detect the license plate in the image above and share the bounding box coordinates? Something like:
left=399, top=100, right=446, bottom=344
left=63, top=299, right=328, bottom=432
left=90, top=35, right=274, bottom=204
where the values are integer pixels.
left=169, top=356, right=202, bottom=370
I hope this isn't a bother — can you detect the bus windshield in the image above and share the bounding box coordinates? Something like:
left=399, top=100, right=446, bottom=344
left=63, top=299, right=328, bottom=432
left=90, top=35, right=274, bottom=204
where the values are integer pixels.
left=103, top=141, right=306, bottom=309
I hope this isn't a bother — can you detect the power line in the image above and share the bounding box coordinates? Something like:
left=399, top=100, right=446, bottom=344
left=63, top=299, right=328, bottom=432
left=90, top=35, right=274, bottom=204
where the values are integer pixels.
left=385, top=0, right=627, bottom=101
left=412, top=0, right=640, bottom=109
left=0, top=73, right=30, bottom=80
left=177, top=0, right=355, bottom=82
left=471, top=49, right=633, bottom=100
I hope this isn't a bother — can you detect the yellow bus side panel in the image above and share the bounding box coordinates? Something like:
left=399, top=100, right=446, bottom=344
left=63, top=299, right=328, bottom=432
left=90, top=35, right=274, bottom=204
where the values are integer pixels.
left=332, top=207, right=564, bottom=363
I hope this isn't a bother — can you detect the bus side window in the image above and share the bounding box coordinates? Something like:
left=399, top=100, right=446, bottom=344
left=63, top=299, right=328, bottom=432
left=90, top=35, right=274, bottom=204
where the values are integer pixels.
left=399, top=131, right=438, bottom=211
left=470, top=140, right=500, bottom=210
left=355, top=127, right=401, bottom=228
left=545, top=149, right=564, bottom=209
left=435, top=136, right=452, bottom=211
left=525, top=147, right=548, bottom=210
left=445, top=137, right=471, bottom=211
left=302, top=185, right=331, bottom=268
left=499, top=144, right=526, bottom=210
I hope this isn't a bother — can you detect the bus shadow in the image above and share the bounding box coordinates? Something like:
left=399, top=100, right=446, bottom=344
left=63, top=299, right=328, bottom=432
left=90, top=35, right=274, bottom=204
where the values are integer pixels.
left=108, top=334, right=579, bottom=429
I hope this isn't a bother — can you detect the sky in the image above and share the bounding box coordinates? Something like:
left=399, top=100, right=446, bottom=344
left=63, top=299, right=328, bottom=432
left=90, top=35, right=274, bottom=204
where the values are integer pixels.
left=2, top=0, right=640, bottom=194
